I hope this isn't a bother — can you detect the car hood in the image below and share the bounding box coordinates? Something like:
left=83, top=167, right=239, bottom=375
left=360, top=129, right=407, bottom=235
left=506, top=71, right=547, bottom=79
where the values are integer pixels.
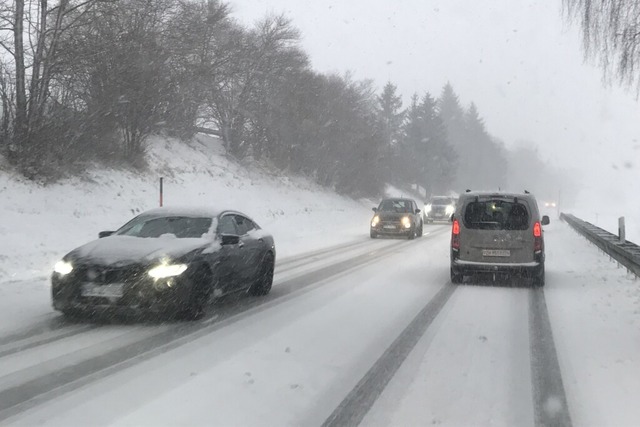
left=67, top=235, right=211, bottom=266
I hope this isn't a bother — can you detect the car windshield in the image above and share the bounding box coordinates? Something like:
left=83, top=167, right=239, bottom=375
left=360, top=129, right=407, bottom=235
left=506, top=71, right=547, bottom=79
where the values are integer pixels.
left=379, top=200, right=413, bottom=213
left=463, top=200, right=530, bottom=230
left=431, top=198, right=453, bottom=205
left=116, top=216, right=213, bottom=238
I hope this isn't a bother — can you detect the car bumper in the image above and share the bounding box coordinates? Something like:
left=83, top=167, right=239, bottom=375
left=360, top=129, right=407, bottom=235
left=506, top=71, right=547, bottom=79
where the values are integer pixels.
left=371, top=225, right=413, bottom=236
left=424, top=212, right=450, bottom=221
left=451, top=258, right=543, bottom=275
left=51, top=274, right=193, bottom=316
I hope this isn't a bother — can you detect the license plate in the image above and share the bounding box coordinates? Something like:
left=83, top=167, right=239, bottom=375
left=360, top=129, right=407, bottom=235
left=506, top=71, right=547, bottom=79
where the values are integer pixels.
left=383, top=225, right=396, bottom=229
left=482, top=249, right=511, bottom=257
left=81, top=283, right=124, bottom=298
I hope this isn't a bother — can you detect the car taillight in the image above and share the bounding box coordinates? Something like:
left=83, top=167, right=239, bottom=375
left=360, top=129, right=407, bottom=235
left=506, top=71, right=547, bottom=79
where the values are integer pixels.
left=533, top=221, right=542, bottom=252
left=452, top=219, right=460, bottom=249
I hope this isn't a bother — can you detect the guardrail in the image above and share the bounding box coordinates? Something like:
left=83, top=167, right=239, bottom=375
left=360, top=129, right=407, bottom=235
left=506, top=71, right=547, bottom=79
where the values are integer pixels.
left=561, top=213, right=640, bottom=278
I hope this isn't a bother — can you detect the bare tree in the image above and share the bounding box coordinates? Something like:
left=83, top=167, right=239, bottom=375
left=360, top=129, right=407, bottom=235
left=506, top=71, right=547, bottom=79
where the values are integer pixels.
left=563, top=0, right=640, bottom=91
left=0, top=0, right=113, bottom=171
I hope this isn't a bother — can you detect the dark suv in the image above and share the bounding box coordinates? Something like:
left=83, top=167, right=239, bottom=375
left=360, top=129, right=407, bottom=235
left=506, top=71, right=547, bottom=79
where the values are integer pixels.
left=370, top=198, right=423, bottom=239
left=450, top=191, right=549, bottom=286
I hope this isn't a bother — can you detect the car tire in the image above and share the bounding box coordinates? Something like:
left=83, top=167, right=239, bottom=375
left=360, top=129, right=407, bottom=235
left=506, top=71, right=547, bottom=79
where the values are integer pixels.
left=181, top=266, right=213, bottom=321
left=249, top=252, right=274, bottom=296
left=370, top=230, right=378, bottom=239
left=451, top=268, right=463, bottom=284
left=408, top=225, right=417, bottom=240
left=532, top=263, right=545, bottom=288
left=61, top=308, right=82, bottom=319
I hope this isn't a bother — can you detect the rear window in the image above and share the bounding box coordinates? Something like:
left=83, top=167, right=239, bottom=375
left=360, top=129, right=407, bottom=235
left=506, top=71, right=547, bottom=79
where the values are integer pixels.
left=463, top=200, right=530, bottom=230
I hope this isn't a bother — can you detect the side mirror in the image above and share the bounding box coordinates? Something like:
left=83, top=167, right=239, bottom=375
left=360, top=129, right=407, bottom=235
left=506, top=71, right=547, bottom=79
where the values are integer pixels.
left=99, top=231, right=115, bottom=238
left=220, top=234, right=240, bottom=246
left=415, top=209, right=421, bottom=214
left=541, top=216, right=550, bottom=226
left=372, top=207, right=378, bottom=212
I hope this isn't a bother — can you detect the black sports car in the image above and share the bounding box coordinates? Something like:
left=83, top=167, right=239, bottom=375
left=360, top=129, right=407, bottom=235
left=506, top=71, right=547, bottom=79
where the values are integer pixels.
left=51, top=207, right=276, bottom=320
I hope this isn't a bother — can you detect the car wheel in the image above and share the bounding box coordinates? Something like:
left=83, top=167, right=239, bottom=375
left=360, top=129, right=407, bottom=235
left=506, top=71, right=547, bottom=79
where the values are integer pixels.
left=61, top=308, right=82, bottom=319
left=451, top=268, right=463, bottom=284
left=249, top=252, right=274, bottom=296
left=532, top=264, right=545, bottom=288
left=181, top=266, right=213, bottom=321
left=370, top=230, right=378, bottom=239
left=408, top=226, right=416, bottom=240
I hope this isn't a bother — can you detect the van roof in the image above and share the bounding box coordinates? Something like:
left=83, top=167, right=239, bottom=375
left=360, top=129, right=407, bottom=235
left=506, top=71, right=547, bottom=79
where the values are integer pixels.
left=460, top=191, right=537, bottom=200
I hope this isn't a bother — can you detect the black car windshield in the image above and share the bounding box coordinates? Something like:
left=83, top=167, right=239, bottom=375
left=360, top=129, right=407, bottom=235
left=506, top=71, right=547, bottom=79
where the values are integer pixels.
left=116, top=216, right=213, bottom=238
left=378, top=200, right=413, bottom=213
left=463, top=200, right=530, bottom=230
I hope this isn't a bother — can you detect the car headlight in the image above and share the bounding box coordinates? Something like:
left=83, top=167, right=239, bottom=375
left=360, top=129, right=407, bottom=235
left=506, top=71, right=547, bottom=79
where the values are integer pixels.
left=371, top=215, right=380, bottom=227
left=148, top=263, right=188, bottom=279
left=54, top=260, right=73, bottom=276
left=401, top=216, right=411, bottom=228
left=445, top=205, right=455, bottom=215
left=424, top=204, right=432, bottom=213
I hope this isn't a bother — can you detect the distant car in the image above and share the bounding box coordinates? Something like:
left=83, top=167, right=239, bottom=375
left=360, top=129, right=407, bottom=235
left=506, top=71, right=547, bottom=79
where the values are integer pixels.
left=370, top=198, right=423, bottom=239
left=424, top=196, right=456, bottom=223
left=543, top=201, right=557, bottom=208
left=51, top=207, right=276, bottom=320
left=450, top=191, right=549, bottom=286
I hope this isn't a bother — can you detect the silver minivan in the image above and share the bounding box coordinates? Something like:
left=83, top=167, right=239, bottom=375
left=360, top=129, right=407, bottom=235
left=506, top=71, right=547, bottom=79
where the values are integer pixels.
left=450, top=191, right=550, bottom=286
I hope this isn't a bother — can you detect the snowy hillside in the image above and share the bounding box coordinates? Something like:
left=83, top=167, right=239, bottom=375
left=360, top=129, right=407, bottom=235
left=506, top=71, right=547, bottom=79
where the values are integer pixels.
left=0, top=135, right=375, bottom=303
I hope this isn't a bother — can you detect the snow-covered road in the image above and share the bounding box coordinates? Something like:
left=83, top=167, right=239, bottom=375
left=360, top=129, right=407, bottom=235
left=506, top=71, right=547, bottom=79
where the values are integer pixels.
left=1, top=221, right=639, bottom=426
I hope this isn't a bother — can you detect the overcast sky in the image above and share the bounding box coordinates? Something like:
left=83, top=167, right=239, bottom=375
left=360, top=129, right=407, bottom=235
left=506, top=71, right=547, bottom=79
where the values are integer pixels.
left=228, top=0, right=640, bottom=195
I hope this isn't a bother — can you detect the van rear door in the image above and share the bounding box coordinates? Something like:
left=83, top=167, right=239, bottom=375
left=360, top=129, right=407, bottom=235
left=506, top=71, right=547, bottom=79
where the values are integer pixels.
left=459, top=197, right=535, bottom=264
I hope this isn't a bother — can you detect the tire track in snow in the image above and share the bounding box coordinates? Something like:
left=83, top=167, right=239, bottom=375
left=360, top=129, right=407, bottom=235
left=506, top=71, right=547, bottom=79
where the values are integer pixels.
left=322, top=282, right=457, bottom=427
left=529, top=288, right=573, bottom=427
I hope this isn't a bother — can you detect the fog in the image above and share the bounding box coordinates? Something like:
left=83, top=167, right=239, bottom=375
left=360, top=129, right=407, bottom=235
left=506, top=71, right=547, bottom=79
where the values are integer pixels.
left=230, top=0, right=640, bottom=209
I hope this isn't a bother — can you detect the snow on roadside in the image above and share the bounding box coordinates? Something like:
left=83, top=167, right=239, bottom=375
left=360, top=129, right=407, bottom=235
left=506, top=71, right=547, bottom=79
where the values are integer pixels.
left=545, top=220, right=640, bottom=426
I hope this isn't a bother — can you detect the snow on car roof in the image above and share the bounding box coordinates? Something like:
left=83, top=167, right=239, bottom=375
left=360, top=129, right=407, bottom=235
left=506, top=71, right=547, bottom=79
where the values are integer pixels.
left=138, top=206, right=226, bottom=218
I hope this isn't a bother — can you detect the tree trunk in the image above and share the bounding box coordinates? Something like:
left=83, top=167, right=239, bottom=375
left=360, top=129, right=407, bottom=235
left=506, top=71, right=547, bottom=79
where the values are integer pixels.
left=13, top=0, right=27, bottom=163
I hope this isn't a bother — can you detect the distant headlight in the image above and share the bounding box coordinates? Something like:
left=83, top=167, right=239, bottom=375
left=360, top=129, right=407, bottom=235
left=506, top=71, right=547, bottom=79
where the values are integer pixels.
left=54, top=260, right=73, bottom=276
left=401, top=216, right=412, bottom=228
left=371, top=215, right=380, bottom=227
left=424, top=204, right=432, bottom=213
left=445, top=205, right=455, bottom=215
left=148, top=263, right=188, bottom=279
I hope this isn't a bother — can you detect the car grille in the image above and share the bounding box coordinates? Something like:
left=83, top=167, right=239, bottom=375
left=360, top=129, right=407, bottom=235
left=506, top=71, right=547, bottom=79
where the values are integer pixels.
left=77, top=265, right=146, bottom=284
